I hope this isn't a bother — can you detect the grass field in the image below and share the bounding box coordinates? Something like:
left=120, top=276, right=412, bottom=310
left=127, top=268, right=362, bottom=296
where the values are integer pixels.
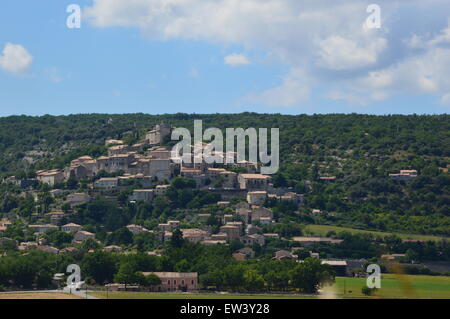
left=90, top=274, right=450, bottom=299
left=0, top=292, right=81, bottom=299
left=304, top=224, right=448, bottom=242
left=90, top=291, right=315, bottom=299
left=328, top=274, right=450, bottom=299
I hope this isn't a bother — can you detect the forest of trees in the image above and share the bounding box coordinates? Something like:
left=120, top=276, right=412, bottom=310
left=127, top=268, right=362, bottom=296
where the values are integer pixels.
left=0, top=236, right=335, bottom=293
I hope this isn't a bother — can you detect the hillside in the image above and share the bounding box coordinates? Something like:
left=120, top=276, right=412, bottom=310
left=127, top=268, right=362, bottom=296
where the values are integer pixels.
left=0, top=113, right=449, bottom=236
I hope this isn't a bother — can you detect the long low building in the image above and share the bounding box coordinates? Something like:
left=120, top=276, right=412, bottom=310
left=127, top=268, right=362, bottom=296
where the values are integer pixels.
left=142, top=272, right=198, bottom=292
left=321, top=260, right=348, bottom=276
left=292, top=237, right=344, bottom=246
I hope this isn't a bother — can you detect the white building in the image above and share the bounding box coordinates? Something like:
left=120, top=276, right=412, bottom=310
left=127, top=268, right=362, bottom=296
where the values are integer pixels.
left=94, top=177, right=119, bottom=190
left=130, top=189, right=155, bottom=202
left=66, top=193, right=91, bottom=206
left=61, top=223, right=82, bottom=233
left=247, top=191, right=267, bottom=206
left=37, top=170, right=65, bottom=186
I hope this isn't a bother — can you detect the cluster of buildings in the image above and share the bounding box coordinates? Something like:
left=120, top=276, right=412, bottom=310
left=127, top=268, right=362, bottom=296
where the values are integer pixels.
left=33, top=124, right=174, bottom=187
left=29, top=124, right=283, bottom=199
left=389, top=170, right=418, bottom=181
left=152, top=217, right=270, bottom=247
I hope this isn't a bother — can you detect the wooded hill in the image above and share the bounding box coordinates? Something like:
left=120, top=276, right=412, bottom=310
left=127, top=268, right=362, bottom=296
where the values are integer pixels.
left=0, top=113, right=449, bottom=236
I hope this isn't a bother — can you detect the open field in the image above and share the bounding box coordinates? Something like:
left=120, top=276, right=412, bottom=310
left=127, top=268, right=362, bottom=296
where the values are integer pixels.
left=0, top=292, right=81, bottom=299
left=90, top=291, right=315, bottom=299
left=90, top=274, right=450, bottom=299
left=304, top=224, right=448, bottom=242
left=329, top=274, right=450, bottom=299
left=1, top=274, right=448, bottom=299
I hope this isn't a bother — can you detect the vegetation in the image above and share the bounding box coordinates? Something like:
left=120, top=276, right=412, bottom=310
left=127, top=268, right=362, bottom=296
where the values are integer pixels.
left=0, top=238, right=334, bottom=293
left=0, top=113, right=448, bottom=237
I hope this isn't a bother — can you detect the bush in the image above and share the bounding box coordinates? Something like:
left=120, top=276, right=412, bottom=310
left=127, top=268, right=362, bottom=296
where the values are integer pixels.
left=361, top=285, right=377, bottom=296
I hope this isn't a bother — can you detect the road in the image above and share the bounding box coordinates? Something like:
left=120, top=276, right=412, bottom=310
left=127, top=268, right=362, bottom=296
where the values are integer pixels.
left=63, top=287, right=98, bottom=299
left=0, top=289, right=98, bottom=299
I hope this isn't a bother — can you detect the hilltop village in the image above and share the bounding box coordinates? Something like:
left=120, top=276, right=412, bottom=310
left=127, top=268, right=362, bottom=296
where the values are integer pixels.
left=2, top=123, right=307, bottom=251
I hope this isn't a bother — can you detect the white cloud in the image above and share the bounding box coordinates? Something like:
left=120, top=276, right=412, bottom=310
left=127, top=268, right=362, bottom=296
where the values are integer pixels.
left=84, top=0, right=450, bottom=108
left=360, top=47, right=450, bottom=95
left=45, top=67, right=64, bottom=83
left=327, top=90, right=368, bottom=106
left=245, top=69, right=310, bottom=107
left=440, top=93, right=450, bottom=105
left=224, top=53, right=250, bottom=67
left=405, top=19, right=450, bottom=49
left=317, top=36, right=387, bottom=70
left=429, top=19, right=450, bottom=46
left=0, top=43, right=33, bottom=74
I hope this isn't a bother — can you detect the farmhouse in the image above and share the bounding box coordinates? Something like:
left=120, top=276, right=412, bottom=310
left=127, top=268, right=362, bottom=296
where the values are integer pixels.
left=182, top=228, right=209, bottom=243
left=238, top=174, right=271, bottom=190
left=292, top=237, right=343, bottom=246
left=126, top=224, right=149, bottom=235
left=29, top=224, right=58, bottom=234
left=65, top=192, right=91, bottom=206
left=146, top=124, right=171, bottom=145
left=129, top=189, right=155, bottom=202
left=72, top=230, right=95, bottom=243
left=219, top=224, right=241, bottom=241
left=247, top=191, right=267, bottom=206
left=94, top=177, right=119, bottom=190
left=274, top=250, right=298, bottom=260
left=321, top=260, right=348, bottom=276
left=142, top=272, right=198, bottom=292
left=61, top=223, right=82, bottom=233
left=36, top=170, right=65, bottom=186
left=389, top=170, right=418, bottom=181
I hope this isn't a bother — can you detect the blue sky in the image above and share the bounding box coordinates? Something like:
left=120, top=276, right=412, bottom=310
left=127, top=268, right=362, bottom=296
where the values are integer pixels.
left=0, top=0, right=449, bottom=116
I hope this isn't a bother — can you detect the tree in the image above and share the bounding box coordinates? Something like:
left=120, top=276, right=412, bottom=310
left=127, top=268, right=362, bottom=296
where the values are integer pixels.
left=290, top=258, right=335, bottom=293
left=134, top=232, right=156, bottom=252
left=79, top=239, right=100, bottom=253
left=144, top=273, right=162, bottom=287
left=82, top=252, right=117, bottom=284
left=66, top=177, right=78, bottom=190
left=107, top=227, right=133, bottom=246
left=223, top=264, right=245, bottom=292
left=170, top=229, right=185, bottom=248
left=265, top=270, right=290, bottom=292
left=114, top=262, right=137, bottom=289
left=243, top=269, right=265, bottom=292
left=43, top=229, right=73, bottom=248
left=362, top=285, right=377, bottom=296
left=405, top=248, right=420, bottom=263
left=174, top=259, right=191, bottom=272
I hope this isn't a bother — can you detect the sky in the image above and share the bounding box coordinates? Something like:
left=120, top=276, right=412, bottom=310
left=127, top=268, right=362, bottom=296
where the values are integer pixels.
left=0, top=0, right=450, bottom=116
